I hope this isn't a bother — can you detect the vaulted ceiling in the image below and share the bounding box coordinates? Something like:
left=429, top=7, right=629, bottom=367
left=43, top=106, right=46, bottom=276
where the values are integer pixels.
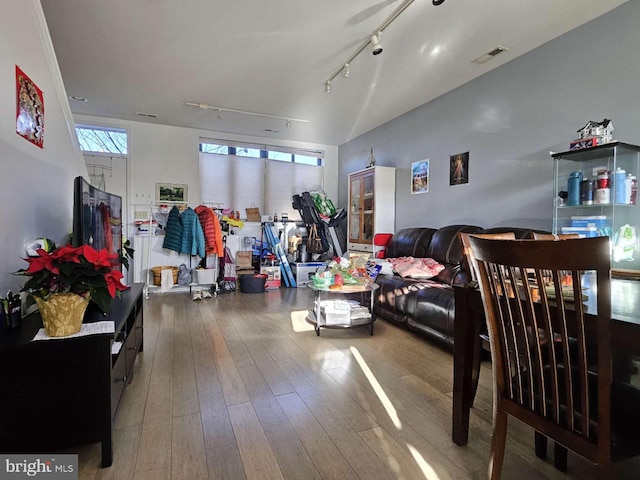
left=41, top=0, right=627, bottom=146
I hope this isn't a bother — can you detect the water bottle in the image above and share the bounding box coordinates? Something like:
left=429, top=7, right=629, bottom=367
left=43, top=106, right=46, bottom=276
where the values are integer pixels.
left=567, top=171, right=582, bottom=206
left=631, top=175, right=638, bottom=205
left=614, top=167, right=626, bottom=204
left=625, top=174, right=633, bottom=204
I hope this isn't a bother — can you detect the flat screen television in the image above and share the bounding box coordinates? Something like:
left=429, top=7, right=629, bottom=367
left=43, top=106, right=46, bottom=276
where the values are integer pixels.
left=72, top=176, right=123, bottom=270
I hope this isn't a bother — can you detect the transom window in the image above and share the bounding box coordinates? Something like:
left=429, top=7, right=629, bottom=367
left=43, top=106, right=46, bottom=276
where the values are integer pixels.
left=75, top=126, right=127, bottom=154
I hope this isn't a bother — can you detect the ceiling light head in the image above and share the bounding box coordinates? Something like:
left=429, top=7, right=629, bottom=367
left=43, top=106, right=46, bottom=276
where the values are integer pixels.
left=69, top=95, right=87, bottom=102
left=371, top=34, right=383, bottom=56
left=285, top=120, right=291, bottom=129
left=324, top=80, right=332, bottom=94
left=217, top=109, right=222, bottom=120
left=432, top=0, right=445, bottom=5
left=342, top=63, right=350, bottom=79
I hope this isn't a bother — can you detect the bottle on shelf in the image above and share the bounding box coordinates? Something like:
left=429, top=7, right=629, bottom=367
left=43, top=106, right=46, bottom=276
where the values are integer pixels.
left=614, top=167, right=627, bottom=204
left=631, top=175, right=638, bottom=205
left=567, top=171, right=582, bottom=206
left=595, top=170, right=610, bottom=204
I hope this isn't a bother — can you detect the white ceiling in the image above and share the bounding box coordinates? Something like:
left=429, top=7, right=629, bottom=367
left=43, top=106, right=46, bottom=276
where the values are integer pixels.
left=41, top=0, right=626, bottom=146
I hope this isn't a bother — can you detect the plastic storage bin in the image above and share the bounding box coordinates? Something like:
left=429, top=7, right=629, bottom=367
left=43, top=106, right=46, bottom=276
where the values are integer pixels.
left=238, top=274, right=267, bottom=293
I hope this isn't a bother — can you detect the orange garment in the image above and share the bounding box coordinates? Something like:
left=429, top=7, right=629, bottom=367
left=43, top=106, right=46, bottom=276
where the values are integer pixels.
left=195, top=206, right=224, bottom=256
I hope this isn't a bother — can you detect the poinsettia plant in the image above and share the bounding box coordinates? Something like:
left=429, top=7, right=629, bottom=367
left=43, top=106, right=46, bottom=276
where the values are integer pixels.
left=17, top=244, right=128, bottom=313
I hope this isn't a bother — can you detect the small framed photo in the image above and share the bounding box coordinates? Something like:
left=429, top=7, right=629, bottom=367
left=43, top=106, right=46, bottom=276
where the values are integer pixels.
left=450, top=151, right=469, bottom=185
left=411, top=159, right=430, bottom=194
left=155, top=183, right=188, bottom=202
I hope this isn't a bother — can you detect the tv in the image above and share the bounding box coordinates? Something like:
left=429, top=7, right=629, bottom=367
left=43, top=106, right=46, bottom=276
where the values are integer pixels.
left=72, top=176, right=123, bottom=270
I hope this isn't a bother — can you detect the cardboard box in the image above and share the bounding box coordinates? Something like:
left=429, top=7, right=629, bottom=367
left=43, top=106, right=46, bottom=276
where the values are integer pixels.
left=292, top=262, right=326, bottom=287
left=236, top=251, right=253, bottom=269
left=245, top=207, right=261, bottom=222
left=260, top=266, right=281, bottom=289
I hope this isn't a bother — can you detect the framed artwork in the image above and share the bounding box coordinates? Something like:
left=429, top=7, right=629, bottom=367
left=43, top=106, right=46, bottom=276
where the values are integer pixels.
left=450, top=151, right=469, bottom=185
left=411, top=159, right=430, bottom=194
left=16, top=66, right=45, bottom=148
left=155, top=183, right=188, bottom=202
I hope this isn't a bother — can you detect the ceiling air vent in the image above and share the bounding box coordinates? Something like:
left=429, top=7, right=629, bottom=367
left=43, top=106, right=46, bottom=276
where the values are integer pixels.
left=472, top=45, right=509, bottom=64
left=135, top=112, right=158, bottom=118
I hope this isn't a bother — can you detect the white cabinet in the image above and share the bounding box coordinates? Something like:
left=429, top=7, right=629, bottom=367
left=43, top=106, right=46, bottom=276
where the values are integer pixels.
left=347, top=166, right=396, bottom=253
left=552, top=142, right=640, bottom=274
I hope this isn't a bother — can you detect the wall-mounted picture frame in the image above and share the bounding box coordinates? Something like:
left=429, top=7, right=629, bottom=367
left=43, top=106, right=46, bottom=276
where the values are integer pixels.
left=16, top=65, right=44, bottom=148
left=411, top=159, right=430, bottom=194
left=450, top=151, right=469, bottom=185
left=155, top=183, right=188, bottom=202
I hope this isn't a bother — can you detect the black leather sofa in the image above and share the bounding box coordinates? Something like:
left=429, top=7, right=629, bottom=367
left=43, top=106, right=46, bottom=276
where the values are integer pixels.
left=373, top=224, right=544, bottom=347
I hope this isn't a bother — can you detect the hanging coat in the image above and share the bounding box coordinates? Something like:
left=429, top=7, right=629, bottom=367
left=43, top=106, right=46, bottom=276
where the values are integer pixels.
left=195, top=205, right=224, bottom=256
left=180, top=207, right=206, bottom=258
left=162, top=205, right=182, bottom=253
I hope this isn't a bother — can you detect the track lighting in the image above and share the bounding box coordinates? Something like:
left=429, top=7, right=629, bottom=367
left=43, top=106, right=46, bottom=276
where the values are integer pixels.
left=342, top=63, right=350, bottom=78
left=371, top=34, right=383, bottom=56
left=285, top=120, right=291, bottom=129
left=184, top=102, right=310, bottom=124
left=324, top=80, right=332, bottom=94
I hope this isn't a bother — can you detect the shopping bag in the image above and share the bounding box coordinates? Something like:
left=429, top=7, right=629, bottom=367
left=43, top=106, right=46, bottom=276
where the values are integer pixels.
left=306, top=224, right=323, bottom=253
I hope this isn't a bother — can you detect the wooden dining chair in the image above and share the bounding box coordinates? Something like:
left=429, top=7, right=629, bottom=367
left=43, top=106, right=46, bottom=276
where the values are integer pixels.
left=467, top=235, right=640, bottom=479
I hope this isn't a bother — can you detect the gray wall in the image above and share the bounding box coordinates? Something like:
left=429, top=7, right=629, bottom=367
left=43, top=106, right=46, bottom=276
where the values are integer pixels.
left=1, top=1, right=87, bottom=294
left=338, top=1, right=640, bottom=232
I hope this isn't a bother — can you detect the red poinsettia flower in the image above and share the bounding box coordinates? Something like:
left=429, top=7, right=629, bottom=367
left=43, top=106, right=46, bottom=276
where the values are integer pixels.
left=25, top=249, right=59, bottom=274
left=50, top=245, right=82, bottom=263
left=83, top=245, right=118, bottom=269
left=105, top=270, right=127, bottom=297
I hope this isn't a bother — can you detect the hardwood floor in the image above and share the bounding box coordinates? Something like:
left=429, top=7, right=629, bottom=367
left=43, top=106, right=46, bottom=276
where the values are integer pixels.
left=73, top=288, right=640, bottom=479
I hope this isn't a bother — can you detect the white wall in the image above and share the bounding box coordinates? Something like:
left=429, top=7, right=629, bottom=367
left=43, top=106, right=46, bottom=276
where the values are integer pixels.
left=73, top=114, right=340, bottom=235
left=0, top=0, right=87, bottom=293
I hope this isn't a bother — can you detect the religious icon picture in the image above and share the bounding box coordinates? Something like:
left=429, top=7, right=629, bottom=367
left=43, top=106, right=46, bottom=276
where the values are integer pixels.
left=450, top=151, right=469, bottom=185
left=411, top=159, right=430, bottom=194
left=16, top=66, right=45, bottom=148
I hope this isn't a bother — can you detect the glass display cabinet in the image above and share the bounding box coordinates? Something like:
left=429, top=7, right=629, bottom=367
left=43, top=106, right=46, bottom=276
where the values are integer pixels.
left=552, top=141, right=640, bottom=274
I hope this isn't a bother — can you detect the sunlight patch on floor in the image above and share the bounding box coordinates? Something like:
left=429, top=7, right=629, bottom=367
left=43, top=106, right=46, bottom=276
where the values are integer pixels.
left=290, top=309, right=315, bottom=332
left=407, top=443, right=440, bottom=480
left=350, top=345, right=402, bottom=429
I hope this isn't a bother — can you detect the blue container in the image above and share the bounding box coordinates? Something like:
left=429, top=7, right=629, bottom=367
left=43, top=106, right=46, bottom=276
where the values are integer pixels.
left=567, top=171, right=582, bottom=206
left=614, top=168, right=627, bottom=204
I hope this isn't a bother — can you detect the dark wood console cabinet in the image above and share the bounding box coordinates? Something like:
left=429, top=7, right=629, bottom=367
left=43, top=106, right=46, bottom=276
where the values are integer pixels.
left=0, top=283, right=144, bottom=467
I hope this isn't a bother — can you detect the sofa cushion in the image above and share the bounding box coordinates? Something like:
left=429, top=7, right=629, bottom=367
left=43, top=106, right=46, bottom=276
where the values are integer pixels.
left=385, top=228, right=437, bottom=258
left=374, top=275, right=427, bottom=325
left=427, top=225, right=483, bottom=285
left=405, top=280, right=456, bottom=347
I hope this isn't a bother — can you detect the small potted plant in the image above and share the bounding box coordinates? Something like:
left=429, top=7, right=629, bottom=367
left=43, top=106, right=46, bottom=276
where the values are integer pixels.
left=16, top=244, right=128, bottom=336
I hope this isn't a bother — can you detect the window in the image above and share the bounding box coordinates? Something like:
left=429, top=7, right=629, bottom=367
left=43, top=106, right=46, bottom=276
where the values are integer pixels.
left=75, top=126, right=127, bottom=154
left=200, top=143, right=229, bottom=155
left=199, top=138, right=324, bottom=220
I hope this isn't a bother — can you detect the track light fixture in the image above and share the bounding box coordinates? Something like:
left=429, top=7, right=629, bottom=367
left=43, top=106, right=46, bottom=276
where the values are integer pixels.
left=285, top=120, right=291, bottom=129
left=184, top=102, right=309, bottom=124
left=370, top=34, right=383, bottom=56
left=324, top=0, right=445, bottom=93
